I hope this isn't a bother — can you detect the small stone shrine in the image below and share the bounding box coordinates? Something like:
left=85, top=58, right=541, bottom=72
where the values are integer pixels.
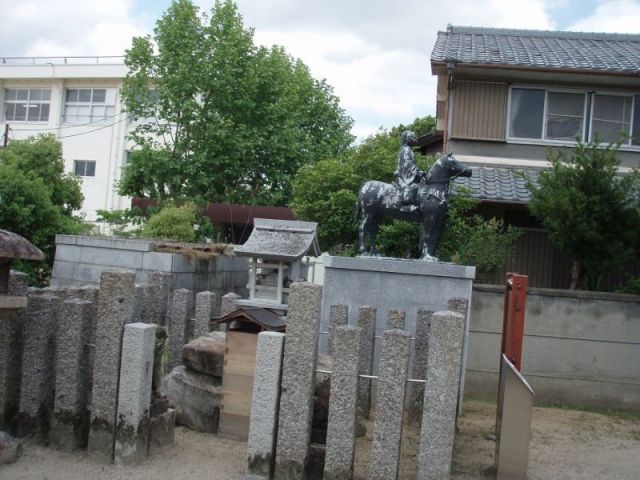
left=233, top=218, right=320, bottom=309
left=213, top=307, right=286, bottom=441
left=0, top=229, right=44, bottom=302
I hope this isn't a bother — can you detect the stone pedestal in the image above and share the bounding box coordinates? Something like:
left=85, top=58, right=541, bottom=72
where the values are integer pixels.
left=320, top=256, right=474, bottom=411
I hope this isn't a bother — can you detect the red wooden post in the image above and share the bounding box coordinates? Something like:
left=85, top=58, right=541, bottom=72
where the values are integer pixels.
left=501, top=272, right=528, bottom=371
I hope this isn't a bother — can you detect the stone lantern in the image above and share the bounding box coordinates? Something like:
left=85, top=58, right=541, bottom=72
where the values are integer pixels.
left=0, top=229, right=44, bottom=295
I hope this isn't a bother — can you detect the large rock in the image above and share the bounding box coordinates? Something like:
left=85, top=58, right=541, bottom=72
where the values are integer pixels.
left=0, top=431, right=22, bottom=465
left=181, top=332, right=225, bottom=377
left=163, top=366, right=222, bottom=433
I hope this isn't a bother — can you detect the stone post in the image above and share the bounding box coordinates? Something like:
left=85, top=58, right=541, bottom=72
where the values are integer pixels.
left=246, top=331, right=286, bottom=480
left=357, top=306, right=376, bottom=419
left=50, top=299, right=94, bottom=451
left=387, top=309, right=406, bottom=330
left=221, top=292, right=241, bottom=316
left=17, top=294, right=59, bottom=442
left=408, top=309, right=433, bottom=424
left=148, top=271, right=171, bottom=326
left=369, top=329, right=411, bottom=480
left=327, top=304, right=348, bottom=356
left=417, top=311, right=465, bottom=480
left=195, top=291, right=216, bottom=337
left=167, top=288, right=193, bottom=371
left=324, top=326, right=362, bottom=480
left=274, top=282, right=322, bottom=480
left=0, top=307, right=24, bottom=432
left=87, top=270, right=136, bottom=462
left=115, top=323, right=156, bottom=465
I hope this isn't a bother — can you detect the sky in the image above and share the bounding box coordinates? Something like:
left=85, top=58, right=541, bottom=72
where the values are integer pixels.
left=3, top=0, right=640, bottom=139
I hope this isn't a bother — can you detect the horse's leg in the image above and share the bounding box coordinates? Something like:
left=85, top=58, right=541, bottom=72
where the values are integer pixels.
left=421, top=202, right=447, bottom=261
left=359, top=214, right=368, bottom=254
left=368, top=215, right=380, bottom=256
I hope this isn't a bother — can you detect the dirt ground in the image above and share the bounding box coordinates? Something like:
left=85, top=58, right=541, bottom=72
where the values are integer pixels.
left=2, top=400, right=639, bottom=479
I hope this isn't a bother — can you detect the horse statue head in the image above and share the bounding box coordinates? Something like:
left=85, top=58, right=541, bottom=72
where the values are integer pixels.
left=427, top=152, right=472, bottom=184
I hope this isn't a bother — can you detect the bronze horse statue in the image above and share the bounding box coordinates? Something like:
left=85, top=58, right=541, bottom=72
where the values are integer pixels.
left=355, top=152, right=472, bottom=261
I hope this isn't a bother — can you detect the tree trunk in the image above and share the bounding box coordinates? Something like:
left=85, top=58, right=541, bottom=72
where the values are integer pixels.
left=570, top=259, right=582, bottom=289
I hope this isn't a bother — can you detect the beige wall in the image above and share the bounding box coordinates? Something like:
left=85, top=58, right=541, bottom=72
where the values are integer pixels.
left=450, top=80, right=508, bottom=141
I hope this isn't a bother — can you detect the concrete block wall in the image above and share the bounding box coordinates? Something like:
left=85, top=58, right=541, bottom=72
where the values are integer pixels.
left=466, top=285, right=640, bottom=410
left=51, top=235, right=248, bottom=315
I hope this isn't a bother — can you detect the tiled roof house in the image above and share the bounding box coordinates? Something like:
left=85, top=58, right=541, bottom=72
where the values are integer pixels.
left=429, top=26, right=640, bottom=287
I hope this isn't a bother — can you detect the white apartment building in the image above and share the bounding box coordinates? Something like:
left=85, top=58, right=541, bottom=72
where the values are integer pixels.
left=0, top=56, right=135, bottom=221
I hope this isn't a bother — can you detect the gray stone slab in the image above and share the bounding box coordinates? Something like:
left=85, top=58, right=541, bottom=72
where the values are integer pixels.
left=324, top=326, right=361, bottom=480
left=115, top=323, right=156, bottom=465
left=408, top=310, right=432, bottom=424
left=55, top=234, right=155, bottom=252
left=16, top=294, right=58, bottom=442
left=0, top=307, right=24, bottom=432
left=275, top=282, right=323, bottom=480
left=387, top=309, right=406, bottom=330
left=167, top=289, right=193, bottom=371
left=87, top=270, right=136, bottom=462
left=369, top=329, right=411, bottom=480
left=417, top=311, right=465, bottom=480
left=324, top=255, right=475, bottom=279
left=8, top=271, right=28, bottom=296
left=246, top=331, right=285, bottom=480
left=142, top=252, right=173, bottom=272
left=328, top=304, right=348, bottom=356
left=164, top=365, right=222, bottom=433
left=195, top=291, right=216, bottom=337
left=357, top=306, right=376, bottom=419
left=50, top=299, right=94, bottom=451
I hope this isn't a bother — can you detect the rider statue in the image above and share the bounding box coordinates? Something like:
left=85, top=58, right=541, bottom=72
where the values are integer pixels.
left=394, top=130, right=426, bottom=209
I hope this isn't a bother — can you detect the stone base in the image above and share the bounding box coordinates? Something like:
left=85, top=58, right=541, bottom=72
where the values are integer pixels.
left=87, top=421, right=115, bottom=462
left=115, top=418, right=149, bottom=465
left=0, top=431, right=22, bottom=465
left=149, top=409, right=176, bottom=451
left=320, top=256, right=475, bottom=411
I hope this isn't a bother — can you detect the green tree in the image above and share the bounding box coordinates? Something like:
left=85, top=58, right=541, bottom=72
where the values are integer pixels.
left=291, top=116, right=520, bottom=278
left=0, top=134, right=84, bottom=284
left=528, top=138, right=640, bottom=290
left=120, top=0, right=353, bottom=206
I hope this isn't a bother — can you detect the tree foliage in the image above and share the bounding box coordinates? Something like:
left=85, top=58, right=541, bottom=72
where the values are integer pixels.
left=0, top=134, right=85, bottom=284
left=120, top=0, right=354, bottom=206
left=528, top=138, right=640, bottom=290
left=291, top=116, right=520, bottom=278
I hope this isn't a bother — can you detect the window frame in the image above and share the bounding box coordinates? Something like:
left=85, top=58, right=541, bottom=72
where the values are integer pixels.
left=73, top=160, right=96, bottom=177
left=507, top=84, right=640, bottom=150
left=3, top=88, right=52, bottom=123
left=63, top=88, right=115, bottom=124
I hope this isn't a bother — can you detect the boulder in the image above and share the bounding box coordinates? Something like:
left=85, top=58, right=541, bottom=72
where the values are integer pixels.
left=0, top=431, right=22, bottom=465
left=163, top=366, right=222, bottom=433
left=182, top=332, right=225, bottom=377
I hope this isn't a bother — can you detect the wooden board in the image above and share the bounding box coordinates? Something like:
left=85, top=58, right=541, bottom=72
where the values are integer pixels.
left=219, top=331, right=258, bottom=441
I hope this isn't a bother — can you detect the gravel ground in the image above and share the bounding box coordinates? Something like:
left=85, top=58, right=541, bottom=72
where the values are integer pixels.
left=2, top=400, right=639, bottom=479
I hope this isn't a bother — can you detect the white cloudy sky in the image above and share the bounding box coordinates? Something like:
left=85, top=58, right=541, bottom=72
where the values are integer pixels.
left=3, top=0, right=640, bottom=138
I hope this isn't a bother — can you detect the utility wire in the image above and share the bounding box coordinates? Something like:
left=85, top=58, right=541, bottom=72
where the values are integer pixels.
left=57, top=116, right=129, bottom=139
left=10, top=111, right=128, bottom=132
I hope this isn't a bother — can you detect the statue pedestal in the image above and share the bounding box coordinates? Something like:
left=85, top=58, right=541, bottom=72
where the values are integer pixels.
left=319, top=256, right=475, bottom=412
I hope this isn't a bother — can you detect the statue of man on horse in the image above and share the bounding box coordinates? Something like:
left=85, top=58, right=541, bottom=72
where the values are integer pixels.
left=356, top=130, right=472, bottom=261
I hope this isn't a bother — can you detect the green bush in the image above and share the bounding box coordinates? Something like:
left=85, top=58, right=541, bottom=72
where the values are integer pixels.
left=141, top=203, right=198, bottom=242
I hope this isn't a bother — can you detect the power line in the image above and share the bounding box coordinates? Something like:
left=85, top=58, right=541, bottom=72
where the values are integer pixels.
left=57, top=116, right=129, bottom=139
left=10, top=111, right=128, bottom=132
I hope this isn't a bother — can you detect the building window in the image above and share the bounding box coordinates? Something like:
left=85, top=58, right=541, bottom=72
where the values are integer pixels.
left=4, top=88, right=51, bottom=122
left=64, top=88, right=116, bottom=123
left=509, top=87, right=640, bottom=146
left=74, top=160, right=96, bottom=177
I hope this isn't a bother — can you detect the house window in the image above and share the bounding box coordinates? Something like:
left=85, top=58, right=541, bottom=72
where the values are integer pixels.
left=64, top=88, right=116, bottom=123
left=509, top=87, right=640, bottom=146
left=591, top=94, right=634, bottom=144
left=74, top=160, right=96, bottom=177
left=545, top=92, right=585, bottom=141
left=4, top=88, right=51, bottom=122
